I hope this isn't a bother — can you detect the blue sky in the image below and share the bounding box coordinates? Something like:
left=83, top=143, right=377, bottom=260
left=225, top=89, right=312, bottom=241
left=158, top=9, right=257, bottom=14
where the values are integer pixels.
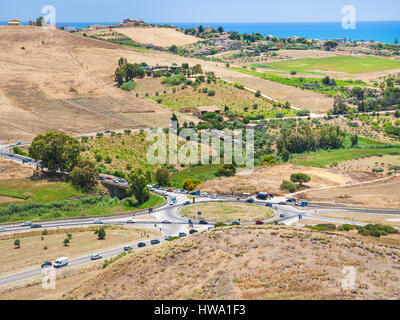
left=1, top=0, right=399, bottom=23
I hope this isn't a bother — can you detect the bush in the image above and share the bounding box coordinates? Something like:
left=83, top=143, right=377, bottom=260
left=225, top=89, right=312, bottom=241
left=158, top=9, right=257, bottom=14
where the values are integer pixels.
left=357, top=224, right=399, bottom=237
left=214, top=222, right=227, bottom=227
left=182, top=179, right=202, bottom=191
left=120, top=80, right=136, bottom=91
left=207, top=89, right=215, bottom=96
left=280, top=180, right=297, bottom=193
left=95, top=227, right=106, bottom=240
left=306, top=224, right=336, bottom=231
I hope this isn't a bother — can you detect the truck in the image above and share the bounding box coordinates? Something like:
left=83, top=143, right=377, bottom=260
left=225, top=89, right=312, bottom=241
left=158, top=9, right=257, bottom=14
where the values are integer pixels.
left=53, top=257, right=68, bottom=268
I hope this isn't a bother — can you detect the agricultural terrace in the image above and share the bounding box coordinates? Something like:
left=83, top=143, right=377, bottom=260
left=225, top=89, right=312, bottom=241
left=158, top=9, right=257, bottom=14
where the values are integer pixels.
left=180, top=202, right=274, bottom=222
left=254, top=56, right=400, bottom=74
left=148, top=79, right=296, bottom=118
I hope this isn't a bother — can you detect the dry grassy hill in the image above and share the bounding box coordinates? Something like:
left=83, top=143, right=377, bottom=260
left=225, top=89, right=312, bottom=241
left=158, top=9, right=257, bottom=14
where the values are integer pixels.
left=65, top=225, right=400, bottom=300
left=117, top=27, right=200, bottom=47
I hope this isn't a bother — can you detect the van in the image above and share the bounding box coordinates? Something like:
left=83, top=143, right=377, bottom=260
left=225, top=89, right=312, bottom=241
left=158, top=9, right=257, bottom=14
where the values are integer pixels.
left=53, top=257, right=68, bottom=268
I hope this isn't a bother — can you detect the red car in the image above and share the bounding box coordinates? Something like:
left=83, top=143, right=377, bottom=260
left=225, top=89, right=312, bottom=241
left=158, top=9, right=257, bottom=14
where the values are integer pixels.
left=167, top=188, right=173, bottom=192
left=255, top=220, right=264, bottom=225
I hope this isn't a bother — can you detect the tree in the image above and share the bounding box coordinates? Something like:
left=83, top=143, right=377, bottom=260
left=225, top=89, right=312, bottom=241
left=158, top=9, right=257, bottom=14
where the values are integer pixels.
left=191, top=64, right=203, bottom=75
left=182, top=179, right=202, bottom=191
left=333, top=93, right=348, bottom=115
left=290, top=173, right=311, bottom=186
left=395, top=38, right=399, bottom=45
left=127, top=168, right=150, bottom=204
left=352, top=86, right=364, bottom=100
left=70, top=159, right=99, bottom=191
left=36, top=16, right=44, bottom=26
left=395, top=109, right=400, bottom=118
left=255, top=90, right=261, bottom=97
left=217, top=26, right=224, bottom=33
left=169, top=45, right=178, bottom=53
left=95, top=227, right=106, bottom=240
left=280, top=180, right=297, bottom=193
left=198, top=25, right=204, bottom=34
left=67, top=233, right=72, bottom=240
left=280, top=148, right=290, bottom=162
left=29, top=132, right=81, bottom=173
left=324, top=40, right=338, bottom=49
left=155, top=168, right=170, bottom=186
left=322, top=76, right=330, bottom=85
left=350, top=134, right=358, bottom=147
left=216, top=164, right=236, bottom=177
left=14, top=239, right=20, bottom=249
left=63, top=238, right=70, bottom=246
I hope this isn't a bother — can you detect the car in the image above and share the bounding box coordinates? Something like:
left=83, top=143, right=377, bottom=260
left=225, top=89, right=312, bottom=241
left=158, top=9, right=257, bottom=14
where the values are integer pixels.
left=105, top=176, right=112, bottom=180
left=255, top=220, right=264, bottom=225
left=169, top=202, right=174, bottom=205
left=178, top=232, right=187, bottom=237
left=94, top=219, right=103, bottom=224
left=151, top=239, right=160, bottom=245
left=90, top=254, right=102, bottom=260
left=149, top=187, right=155, bottom=192
left=124, top=246, right=133, bottom=251
left=210, top=194, right=217, bottom=199
left=104, top=130, right=111, bottom=134
left=189, top=229, right=198, bottom=234
left=231, top=221, right=240, bottom=225
left=167, top=188, right=173, bottom=192
left=199, top=219, right=208, bottom=225
left=137, top=242, right=146, bottom=248
left=164, top=235, right=171, bottom=241
left=200, top=192, right=208, bottom=197
left=112, top=178, right=119, bottom=183
left=265, top=203, right=273, bottom=207
left=21, top=221, right=33, bottom=227
left=246, top=198, right=255, bottom=203
left=30, top=224, right=42, bottom=228
left=207, top=226, right=214, bottom=231
left=279, top=213, right=285, bottom=218
left=287, top=198, right=296, bottom=203
left=0, top=227, right=6, bottom=232
left=53, top=257, right=68, bottom=268
left=183, top=200, right=191, bottom=205
left=161, top=220, right=172, bottom=224
left=41, top=261, right=52, bottom=268
left=99, top=175, right=105, bottom=181
left=278, top=201, right=287, bottom=205
left=126, top=219, right=135, bottom=224
left=189, top=191, right=197, bottom=196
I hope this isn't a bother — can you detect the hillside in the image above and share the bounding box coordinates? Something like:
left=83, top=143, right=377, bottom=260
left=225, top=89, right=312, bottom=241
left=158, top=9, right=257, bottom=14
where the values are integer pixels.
left=117, top=27, right=200, bottom=47
left=66, top=225, right=400, bottom=300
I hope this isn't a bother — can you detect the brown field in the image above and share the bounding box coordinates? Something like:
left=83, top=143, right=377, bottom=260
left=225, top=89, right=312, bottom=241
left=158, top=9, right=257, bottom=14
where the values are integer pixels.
left=0, top=26, right=339, bottom=141
left=301, top=176, right=400, bottom=208
left=117, top=27, right=200, bottom=47
left=64, top=225, right=400, bottom=300
left=0, top=225, right=161, bottom=277
left=0, top=158, right=33, bottom=180
left=335, top=155, right=400, bottom=176
left=314, top=211, right=400, bottom=227
left=199, top=164, right=353, bottom=196
left=180, top=202, right=274, bottom=222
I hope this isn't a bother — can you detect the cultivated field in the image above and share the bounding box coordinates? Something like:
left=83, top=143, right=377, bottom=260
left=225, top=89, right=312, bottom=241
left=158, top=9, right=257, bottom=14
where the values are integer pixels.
left=180, top=202, right=274, bottom=222
left=65, top=225, right=400, bottom=300
left=263, top=55, right=400, bottom=74
left=117, top=27, right=200, bottom=47
left=0, top=225, right=161, bottom=277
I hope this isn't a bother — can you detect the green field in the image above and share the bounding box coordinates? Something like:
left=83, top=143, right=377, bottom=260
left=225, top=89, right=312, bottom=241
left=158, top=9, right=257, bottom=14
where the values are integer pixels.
left=292, top=147, right=400, bottom=167
left=0, top=179, right=85, bottom=205
left=170, top=164, right=223, bottom=188
left=255, top=56, right=400, bottom=74
left=0, top=193, right=165, bottom=224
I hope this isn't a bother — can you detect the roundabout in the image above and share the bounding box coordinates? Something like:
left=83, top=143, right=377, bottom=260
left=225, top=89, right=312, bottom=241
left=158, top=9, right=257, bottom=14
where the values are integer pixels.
left=179, top=201, right=275, bottom=223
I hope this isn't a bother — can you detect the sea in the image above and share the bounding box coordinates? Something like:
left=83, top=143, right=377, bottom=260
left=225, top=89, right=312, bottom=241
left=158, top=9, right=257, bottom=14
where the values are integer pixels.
left=1, top=21, right=399, bottom=44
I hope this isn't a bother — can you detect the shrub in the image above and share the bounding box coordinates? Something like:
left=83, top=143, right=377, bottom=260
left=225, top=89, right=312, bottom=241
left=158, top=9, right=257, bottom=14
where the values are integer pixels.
left=306, top=224, right=336, bottom=231
left=357, top=224, right=399, bottom=237
left=207, top=89, right=215, bottom=96
left=95, top=227, right=106, bottom=240
left=120, top=80, right=136, bottom=91
left=280, top=180, right=297, bottom=193
left=214, top=222, right=227, bottom=227
left=182, top=179, right=202, bottom=191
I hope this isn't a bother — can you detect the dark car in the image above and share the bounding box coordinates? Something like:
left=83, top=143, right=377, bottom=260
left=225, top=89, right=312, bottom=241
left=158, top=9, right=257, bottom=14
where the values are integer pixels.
left=199, top=219, right=208, bottom=225
left=255, top=220, right=264, bottom=225
left=189, top=229, right=198, bottom=234
left=124, top=246, right=133, bottom=251
left=278, top=201, right=287, bottom=205
left=167, top=188, right=173, bottom=192
left=41, top=261, right=52, bottom=268
left=137, top=242, right=146, bottom=248
left=179, top=232, right=187, bottom=237
left=287, top=198, right=296, bottom=203
left=31, top=224, right=42, bottom=228
left=231, top=221, right=240, bottom=225
left=245, top=198, right=255, bottom=203
left=266, top=203, right=272, bottom=207
left=184, top=200, right=191, bottom=205
left=150, top=239, right=160, bottom=245
left=99, top=175, right=105, bottom=181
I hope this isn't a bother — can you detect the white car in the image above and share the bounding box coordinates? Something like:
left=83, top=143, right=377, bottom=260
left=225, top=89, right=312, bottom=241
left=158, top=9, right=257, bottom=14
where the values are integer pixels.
left=93, top=219, right=104, bottom=224
left=0, top=227, right=6, bottom=232
left=21, top=221, right=32, bottom=227
left=161, top=220, right=172, bottom=224
left=126, top=219, right=135, bottom=224
left=164, top=235, right=171, bottom=240
left=90, top=253, right=103, bottom=260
